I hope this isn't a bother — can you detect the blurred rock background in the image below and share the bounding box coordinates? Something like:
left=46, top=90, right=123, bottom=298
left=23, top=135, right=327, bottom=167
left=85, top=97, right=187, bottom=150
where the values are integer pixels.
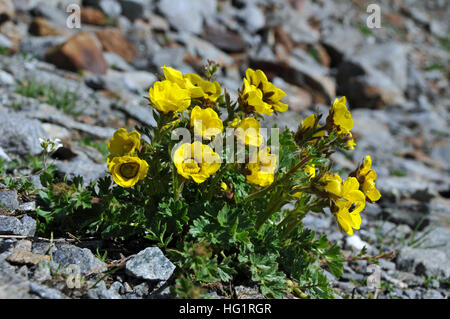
left=0, top=0, right=449, bottom=299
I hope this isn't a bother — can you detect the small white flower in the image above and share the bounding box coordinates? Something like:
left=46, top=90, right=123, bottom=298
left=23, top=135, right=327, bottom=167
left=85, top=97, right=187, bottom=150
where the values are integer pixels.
left=39, top=137, right=63, bottom=153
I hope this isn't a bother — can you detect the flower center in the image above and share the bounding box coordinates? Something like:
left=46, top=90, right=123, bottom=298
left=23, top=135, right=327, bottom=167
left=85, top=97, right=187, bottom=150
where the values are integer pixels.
left=120, top=162, right=139, bottom=179
left=182, top=159, right=201, bottom=174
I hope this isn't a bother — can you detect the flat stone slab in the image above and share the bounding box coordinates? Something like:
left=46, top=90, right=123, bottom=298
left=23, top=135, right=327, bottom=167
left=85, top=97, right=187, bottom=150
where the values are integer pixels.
left=125, top=247, right=175, bottom=281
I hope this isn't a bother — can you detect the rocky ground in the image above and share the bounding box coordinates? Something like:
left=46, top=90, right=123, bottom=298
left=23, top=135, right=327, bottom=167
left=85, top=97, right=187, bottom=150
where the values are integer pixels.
left=0, top=0, right=449, bottom=299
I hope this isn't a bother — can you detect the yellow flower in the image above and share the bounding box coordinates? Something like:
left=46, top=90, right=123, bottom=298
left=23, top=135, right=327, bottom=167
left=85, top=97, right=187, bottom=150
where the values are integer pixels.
left=185, top=73, right=222, bottom=102
left=339, top=177, right=366, bottom=215
left=295, top=114, right=326, bottom=145
left=327, top=96, right=353, bottom=134
left=220, top=181, right=228, bottom=191
left=107, top=128, right=140, bottom=159
left=162, top=66, right=221, bottom=103
left=234, top=117, right=263, bottom=147
left=240, top=78, right=273, bottom=115
left=334, top=205, right=362, bottom=236
left=149, top=80, right=191, bottom=113
left=302, top=115, right=325, bottom=137
left=291, top=186, right=303, bottom=199
left=190, top=106, right=223, bottom=140
left=162, top=66, right=185, bottom=86
left=353, top=155, right=381, bottom=202
left=239, top=68, right=288, bottom=116
left=173, top=142, right=221, bottom=184
left=304, top=164, right=315, bottom=180
left=108, top=155, right=149, bottom=188
left=332, top=177, right=366, bottom=235
left=245, top=147, right=277, bottom=187
left=229, top=117, right=241, bottom=128
left=347, top=132, right=356, bottom=150
left=322, top=173, right=343, bottom=196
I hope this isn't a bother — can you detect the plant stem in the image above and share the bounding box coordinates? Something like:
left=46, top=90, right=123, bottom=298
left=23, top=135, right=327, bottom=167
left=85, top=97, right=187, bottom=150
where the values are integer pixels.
left=206, top=163, right=231, bottom=202
left=255, top=191, right=286, bottom=231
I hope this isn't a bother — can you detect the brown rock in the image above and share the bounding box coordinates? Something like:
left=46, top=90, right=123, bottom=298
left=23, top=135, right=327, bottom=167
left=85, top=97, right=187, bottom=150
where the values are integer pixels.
left=81, top=7, right=105, bottom=26
left=96, top=28, right=137, bottom=63
left=384, top=12, right=406, bottom=29
left=7, top=251, right=50, bottom=265
left=274, top=25, right=294, bottom=52
left=313, top=44, right=331, bottom=68
left=29, top=17, right=70, bottom=37
left=0, top=0, right=14, bottom=23
left=14, top=240, right=32, bottom=253
left=0, top=20, right=21, bottom=44
left=45, top=32, right=108, bottom=75
left=204, top=27, right=245, bottom=53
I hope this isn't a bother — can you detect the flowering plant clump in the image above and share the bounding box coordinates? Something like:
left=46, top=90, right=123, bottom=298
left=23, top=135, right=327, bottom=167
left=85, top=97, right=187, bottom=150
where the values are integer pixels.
left=36, top=63, right=381, bottom=298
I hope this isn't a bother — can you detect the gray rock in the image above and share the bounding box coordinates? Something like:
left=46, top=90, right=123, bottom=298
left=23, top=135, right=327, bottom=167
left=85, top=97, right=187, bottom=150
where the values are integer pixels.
left=0, top=256, right=30, bottom=299
left=340, top=272, right=365, bottom=282
left=395, top=271, right=425, bottom=287
left=0, top=238, right=16, bottom=256
left=84, top=0, right=122, bottom=18
left=0, top=216, right=23, bottom=235
left=20, top=216, right=36, bottom=237
left=104, top=52, right=134, bottom=72
left=404, top=289, right=421, bottom=299
left=180, top=33, right=234, bottom=67
left=346, top=235, right=371, bottom=253
left=54, top=153, right=107, bottom=187
left=321, top=24, right=364, bottom=62
left=149, top=283, right=173, bottom=299
left=119, top=0, right=146, bottom=21
left=151, top=46, right=187, bottom=70
left=158, top=0, right=217, bottom=34
left=238, top=4, right=265, bottom=33
left=0, top=189, right=19, bottom=211
left=125, top=247, right=175, bottom=281
left=397, top=246, right=450, bottom=279
left=18, top=202, right=36, bottom=212
left=234, top=285, right=264, bottom=299
left=32, top=241, right=56, bottom=255
left=267, top=3, right=319, bottom=44
left=382, top=201, right=429, bottom=229
left=0, top=147, right=10, bottom=162
left=358, top=43, right=409, bottom=92
left=53, top=245, right=106, bottom=275
left=422, top=289, right=444, bottom=299
left=379, top=259, right=396, bottom=272
left=132, top=282, right=150, bottom=297
left=0, top=70, right=15, bottom=86
left=337, top=42, right=409, bottom=109
left=335, top=281, right=355, bottom=293
left=430, top=139, right=450, bottom=169
left=33, top=2, right=80, bottom=26
left=86, top=280, right=122, bottom=299
left=0, top=34, right=13, bottom=49
left=106, top=70, right=156, bottom=93
left=26, top=108, right=115, bottom=140
left=376, top=176, right=436, bottom=203
left=338, top=63, right=405, bottom=109
left=29, top=282, right=68, bottom=299
left=0, top=113, right=47, bottom=156
left=112, top=98, right=156, bottom=127
left=302, top=214, right=332, bottom=231
left=33, top=264, right=52, bottom=283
